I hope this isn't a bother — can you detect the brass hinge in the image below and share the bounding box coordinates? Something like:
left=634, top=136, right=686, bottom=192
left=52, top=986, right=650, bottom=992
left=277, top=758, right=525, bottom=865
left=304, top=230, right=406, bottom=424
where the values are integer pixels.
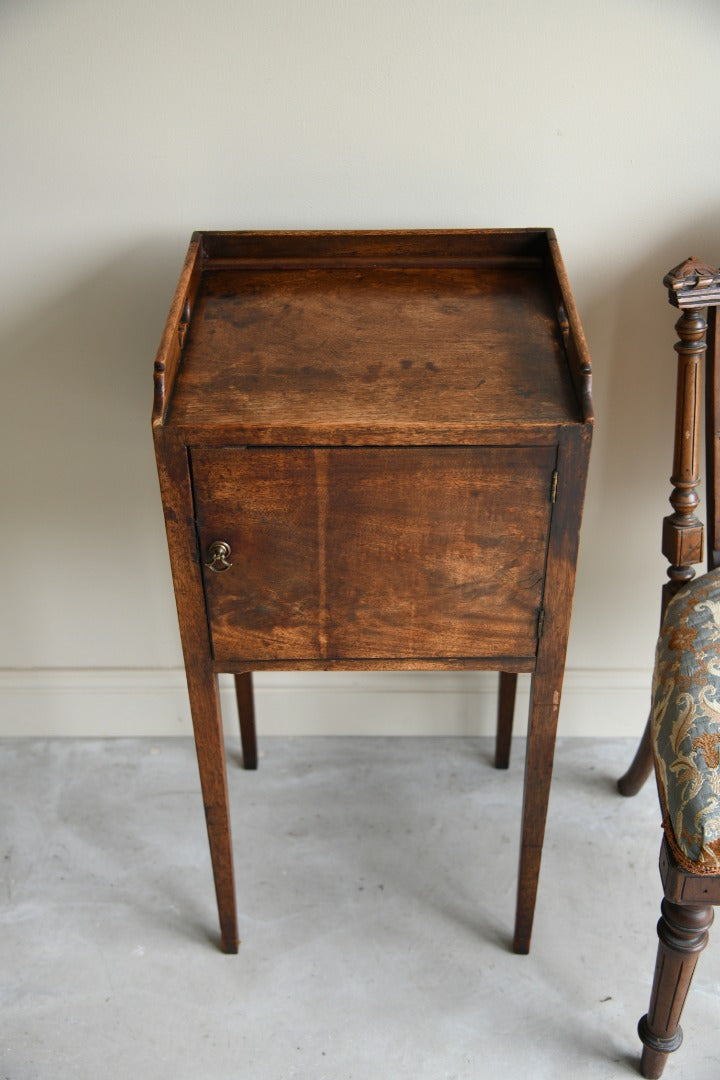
left=550, top=470, right=559, bottom=504
left=537, top=607, right=545, bottom=640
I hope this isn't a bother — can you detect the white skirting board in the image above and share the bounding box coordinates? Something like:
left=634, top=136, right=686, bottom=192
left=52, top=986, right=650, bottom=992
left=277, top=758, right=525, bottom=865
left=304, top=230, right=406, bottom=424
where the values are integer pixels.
left=0, top=668, right=651, bottom=738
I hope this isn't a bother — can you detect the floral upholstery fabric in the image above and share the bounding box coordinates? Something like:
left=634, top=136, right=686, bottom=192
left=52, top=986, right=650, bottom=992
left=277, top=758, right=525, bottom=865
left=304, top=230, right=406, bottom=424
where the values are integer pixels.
left=652, top=566, right=720, bottom=873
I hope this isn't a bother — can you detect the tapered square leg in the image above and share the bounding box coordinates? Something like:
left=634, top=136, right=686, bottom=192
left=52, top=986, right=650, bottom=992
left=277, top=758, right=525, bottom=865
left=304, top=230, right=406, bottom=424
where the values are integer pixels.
left=511, top=426, right=591, bottom=953
left=234, top=672, right=258, bottom=770
left=495, top=671, right=517, bottom=769
left=154, top=435, right=240, bottom=953
left=187, top=663, right=239, bottom=953
left=513, top=670, right=561, bottom=954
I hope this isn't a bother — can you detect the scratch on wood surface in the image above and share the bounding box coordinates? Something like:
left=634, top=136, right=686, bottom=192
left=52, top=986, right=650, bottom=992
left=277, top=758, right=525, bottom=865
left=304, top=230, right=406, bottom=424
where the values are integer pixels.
left=314, top=450, right=329, bottom=658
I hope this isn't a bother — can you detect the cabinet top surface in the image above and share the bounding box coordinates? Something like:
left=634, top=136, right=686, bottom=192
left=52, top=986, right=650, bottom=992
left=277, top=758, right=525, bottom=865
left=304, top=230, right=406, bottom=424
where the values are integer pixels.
left=155, top=230, right=592, bottom=442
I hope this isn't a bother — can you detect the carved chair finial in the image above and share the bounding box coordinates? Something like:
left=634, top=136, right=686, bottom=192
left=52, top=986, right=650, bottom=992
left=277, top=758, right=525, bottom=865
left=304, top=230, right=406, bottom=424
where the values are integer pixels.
left=664, top=257, right=720, bottom=308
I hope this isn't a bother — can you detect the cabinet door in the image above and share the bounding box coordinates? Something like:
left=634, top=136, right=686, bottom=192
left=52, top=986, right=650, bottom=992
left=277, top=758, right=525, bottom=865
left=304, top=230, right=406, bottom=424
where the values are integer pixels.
left=191, top=446, right=556, bottom=663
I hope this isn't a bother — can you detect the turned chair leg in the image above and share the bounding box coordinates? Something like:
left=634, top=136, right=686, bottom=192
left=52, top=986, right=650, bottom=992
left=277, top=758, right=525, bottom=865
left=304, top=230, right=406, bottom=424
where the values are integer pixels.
left=638, top=895, right=713, bottom=1078
left=495, top=671, right=517, bottom=769
left=618, top=715, right=654, bottom=796
left=234, top=672, right=258, bottom=770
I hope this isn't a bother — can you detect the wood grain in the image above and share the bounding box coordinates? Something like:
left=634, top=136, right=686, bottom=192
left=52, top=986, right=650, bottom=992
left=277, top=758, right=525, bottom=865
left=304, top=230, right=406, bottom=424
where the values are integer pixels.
left=192, top=446, right=556, bottom=664
left=513, top=425, right=591, bottom=954
left=153, top=430, right=239, bottom=952
left=196, top=228, right=550, bottom=264
left=170, top=265, right=578, bottom=439
left=152, top=240, right=202, bottom=426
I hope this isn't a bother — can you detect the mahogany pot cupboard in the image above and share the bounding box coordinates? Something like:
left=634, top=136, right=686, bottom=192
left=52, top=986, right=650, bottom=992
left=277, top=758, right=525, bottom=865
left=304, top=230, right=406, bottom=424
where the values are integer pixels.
left=151, top=229, right=594, bottom=955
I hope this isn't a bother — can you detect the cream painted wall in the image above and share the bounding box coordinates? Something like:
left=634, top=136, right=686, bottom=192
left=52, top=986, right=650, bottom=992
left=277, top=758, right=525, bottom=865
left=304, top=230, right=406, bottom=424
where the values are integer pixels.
left=2, top=0, right=719, bottom=734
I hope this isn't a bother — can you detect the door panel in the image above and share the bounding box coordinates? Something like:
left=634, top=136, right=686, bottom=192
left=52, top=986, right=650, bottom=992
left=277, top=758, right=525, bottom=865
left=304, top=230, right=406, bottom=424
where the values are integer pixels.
left=191, top=446, right=556, bottom=662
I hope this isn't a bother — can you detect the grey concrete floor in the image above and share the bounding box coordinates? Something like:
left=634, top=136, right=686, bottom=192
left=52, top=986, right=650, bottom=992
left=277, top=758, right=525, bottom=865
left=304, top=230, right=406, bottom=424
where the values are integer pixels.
left=1, top=737, right=718, bottom=1080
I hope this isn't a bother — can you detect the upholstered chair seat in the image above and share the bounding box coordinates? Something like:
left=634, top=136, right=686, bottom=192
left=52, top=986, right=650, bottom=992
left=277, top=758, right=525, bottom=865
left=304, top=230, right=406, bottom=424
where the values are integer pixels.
left=652, top=566, right=720, bottom=873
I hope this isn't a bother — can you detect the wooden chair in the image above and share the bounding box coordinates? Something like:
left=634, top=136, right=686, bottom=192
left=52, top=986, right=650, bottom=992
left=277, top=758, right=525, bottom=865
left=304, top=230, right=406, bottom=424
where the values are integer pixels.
left=618, top=256, right=720, bottom=1078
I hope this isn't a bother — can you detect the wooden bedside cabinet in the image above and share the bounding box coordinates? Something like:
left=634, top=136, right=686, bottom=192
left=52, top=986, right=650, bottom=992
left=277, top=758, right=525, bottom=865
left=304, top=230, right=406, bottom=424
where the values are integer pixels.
left=152, top=229, right=593, bottom=955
